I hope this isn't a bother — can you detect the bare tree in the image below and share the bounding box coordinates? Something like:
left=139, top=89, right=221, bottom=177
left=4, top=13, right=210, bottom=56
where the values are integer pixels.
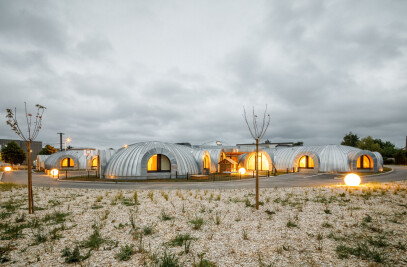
left=243, top=105, right=270, bottom=210
left=6, top=103, right=46, bottom=214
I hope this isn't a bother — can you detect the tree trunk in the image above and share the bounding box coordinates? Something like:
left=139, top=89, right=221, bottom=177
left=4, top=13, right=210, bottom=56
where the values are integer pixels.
left=256, top=138, right=259, bottom=210
left=26, top=141, right=34, bottom=214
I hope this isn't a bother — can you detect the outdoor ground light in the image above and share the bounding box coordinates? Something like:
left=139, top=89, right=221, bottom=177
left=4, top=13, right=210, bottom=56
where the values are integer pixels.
left=239, top=168, right=246, bottom=175
left=4, top=166, right=12, bottom=172
left=50, top=169, right=59, bottom=177
left=344, top=173, right=361, bottom=186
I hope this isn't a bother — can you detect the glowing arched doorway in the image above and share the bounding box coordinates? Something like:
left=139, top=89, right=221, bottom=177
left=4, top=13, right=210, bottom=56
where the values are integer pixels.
left=91, top=158, right=98, bottom=169
left=147, top=154, right=171, bottom=172
left=357, top=155, right=372, bottom=169
left=298, top=155, right=314, bottom=169
left=247, top=153, right=269, bottom=171
left=61, top=158, right=74, bottom=168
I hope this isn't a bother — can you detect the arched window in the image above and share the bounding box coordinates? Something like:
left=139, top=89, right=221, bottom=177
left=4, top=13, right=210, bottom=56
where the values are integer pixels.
left=357, top=155, right=372, bottom=169
left=147, top=154, right=170, bottom=172
left=203, top=155, right=210, bottom=169
left=91, top=158, right=98, bottom=168
left=61, top=158, right=74, bottom=168
left=298, top=156, right=314, bottom=168
left=247, top=153, right=269, bottom=170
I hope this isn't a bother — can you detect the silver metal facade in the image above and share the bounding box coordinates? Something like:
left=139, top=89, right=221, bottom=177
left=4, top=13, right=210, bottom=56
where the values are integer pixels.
left=104, top=141, right=199, bottom=178
left=44, top=150, right=92, bottom=170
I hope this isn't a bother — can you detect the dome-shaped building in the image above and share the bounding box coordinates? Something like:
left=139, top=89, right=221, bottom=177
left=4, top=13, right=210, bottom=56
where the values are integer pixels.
left=44, top=150, right=94, bottom=170
left=103, top=141, right=199, bottom=179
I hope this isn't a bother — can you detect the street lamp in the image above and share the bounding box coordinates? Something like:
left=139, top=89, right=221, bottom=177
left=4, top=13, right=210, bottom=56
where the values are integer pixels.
left=65, top=137, right=71, bottom=151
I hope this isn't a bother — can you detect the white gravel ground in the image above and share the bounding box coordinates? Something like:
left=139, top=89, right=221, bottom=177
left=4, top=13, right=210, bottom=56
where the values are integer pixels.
left=1, top=181, right=407, bottom=266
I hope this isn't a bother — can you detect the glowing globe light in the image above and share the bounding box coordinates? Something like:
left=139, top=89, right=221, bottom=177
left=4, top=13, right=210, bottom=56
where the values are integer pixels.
left=50, top=169, right=59, bottom=176
left=239, top=168, right=246, bottom=175
left=344, top=173, right=361, bottom=186
left=4, top=166, right=12, bottom=172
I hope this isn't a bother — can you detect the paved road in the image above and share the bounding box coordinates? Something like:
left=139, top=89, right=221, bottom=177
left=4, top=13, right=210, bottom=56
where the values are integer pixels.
left=2, top=166, right=407, bottom=190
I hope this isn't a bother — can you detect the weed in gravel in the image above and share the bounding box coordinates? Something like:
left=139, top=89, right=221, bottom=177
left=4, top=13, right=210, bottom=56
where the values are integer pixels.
left=0, top=243, right=13, bottom=263
left=0, top=212, right=11, bottom=220
left=143, top=225, right=154, bottom=235
left=133, top=191, right=139, bottom=204
left=148, top=191, right=154, bottom=201
left=194, top=252, right=217, bottom=267
left=242, top=228, right=249, bottom=240
left=96, top=195, right=103, bottom=202
left=42, top=211, right=70, bottom=225
left=81, top=223, right=105, bottom=250
left=161, top=191, right=169, bottom=201
left=15, top=213, right=25, bottom=223
left=336, top=242, right=385, bottom=263
left=101, top=210, right=110, bottom=221
left=214, top=213, right=221, bottom=225
left=1, top=224, right=27, bottom=240
left=167, top=233, right=196, bottom=247
left=363, top=214, right=372, bottom=223
left=322, top=221, right=333, bottom=228
left=61, top=245, right=91, bottom=263
left=1, top=198, right=22, bottom=212
left=50, top=225, right=65, bottom=240
left=190, top=217, right=204, bottom=230
left=161, top=210, right=173, bottom=221
left=115, top=244, right=135, bottom=261
left=159, top=250, right=181, bottom=267
left=48, top=199, right=61, bottom=207
left=286, top=219, right=298, bottom=228
left=32, top=227, right=47, bottom=245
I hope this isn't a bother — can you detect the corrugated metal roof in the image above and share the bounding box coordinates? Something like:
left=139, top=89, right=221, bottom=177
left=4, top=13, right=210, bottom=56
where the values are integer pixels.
left=104, top=141, right=199, bottom=177
left=44, top=150, right=92, bottom=169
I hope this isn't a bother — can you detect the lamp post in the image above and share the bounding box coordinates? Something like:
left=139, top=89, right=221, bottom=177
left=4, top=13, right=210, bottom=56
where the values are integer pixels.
left=65, top=137, right=71, bottom=151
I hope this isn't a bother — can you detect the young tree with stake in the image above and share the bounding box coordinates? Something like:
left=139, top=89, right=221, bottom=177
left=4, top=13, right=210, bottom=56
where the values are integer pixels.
left=5, top=103, right=46, bottom=214
left=243, top=105, right=270, bottom=210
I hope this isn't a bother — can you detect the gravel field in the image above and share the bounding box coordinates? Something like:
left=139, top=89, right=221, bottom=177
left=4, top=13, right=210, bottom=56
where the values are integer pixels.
left=1, top=182, right=407, bottom=266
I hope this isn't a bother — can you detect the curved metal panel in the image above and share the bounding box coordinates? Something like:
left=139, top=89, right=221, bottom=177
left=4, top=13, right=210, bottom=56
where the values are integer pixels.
left=44, top=150, right=92, bottom=170
left=104, top=141, right=199, bottom=178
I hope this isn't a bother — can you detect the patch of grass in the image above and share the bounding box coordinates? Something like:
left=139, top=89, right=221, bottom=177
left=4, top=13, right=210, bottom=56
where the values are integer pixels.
left=161, top=210, right=174, bottom=221
left=143, top=225, right=154, bottom=235
left=167, top=233, right=196, bottom=247
left=158, top=251, right=181, bottom=267
left=264, top=209, right=275, bottom=216
left=242, top=228, right=249, bottom=240
left=0, top=212, right=11, bottom=220
left=286, top=220, right=298, bottom=228
left=1, top=224, right=27, bottom=240
left=322, top=222, right=333, bottom=228
left=115, top=244, right=135, bottom=261
left=363, top=214, right=372, bottom=223
left=190, top=217, right=204, bottom=230
left=194, top=253, right=217, bottom=267
left=0, top=243, right=13, bottom=263
left=48, top=199, right=61, bottom=207
left=0, top=183, right=26, bottom=192
left=61, top=245, right=91, bottom=263
left=81, top=224, right=105, bottom=250
left=1, top=199, right=23, bottom=212
left=42, top=211, right=70, bottom=225
left=91, top=204, right=104, bottom=209
left=32, top=228, right=47, bottom=245
left=336, top=242, right=385, bottom=263
left=15, top=213, right=25, bottom=223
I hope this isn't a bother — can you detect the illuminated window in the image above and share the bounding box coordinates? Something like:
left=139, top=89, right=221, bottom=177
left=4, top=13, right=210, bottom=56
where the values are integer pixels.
left=61, top=158, right=74, bottom=168
left=298, top=156, right=314, bottom=168
left=248, top=153, right=269, bottom=170
left=147, top=154, right=170, bottom=172
left=357, top=155, right=372, bottom=169
left=203, top=155, right=210, bottom=169
left=91, top=158, right=98, bottom=168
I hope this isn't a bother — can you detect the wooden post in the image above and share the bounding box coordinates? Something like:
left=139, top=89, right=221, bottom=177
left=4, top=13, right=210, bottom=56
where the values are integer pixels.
left=256, top=138, right=259, bottom=210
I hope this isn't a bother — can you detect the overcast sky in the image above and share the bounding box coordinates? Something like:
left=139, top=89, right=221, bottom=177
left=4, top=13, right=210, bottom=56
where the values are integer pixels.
left=0, top=0, right=406, bottom=149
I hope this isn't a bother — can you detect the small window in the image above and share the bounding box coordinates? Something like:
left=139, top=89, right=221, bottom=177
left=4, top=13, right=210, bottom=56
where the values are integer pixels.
left=298, top=156, right=314, bottom=168
left=61, top=158, right=74, bottom=168
left=147, top=154, right=170, bottom=172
